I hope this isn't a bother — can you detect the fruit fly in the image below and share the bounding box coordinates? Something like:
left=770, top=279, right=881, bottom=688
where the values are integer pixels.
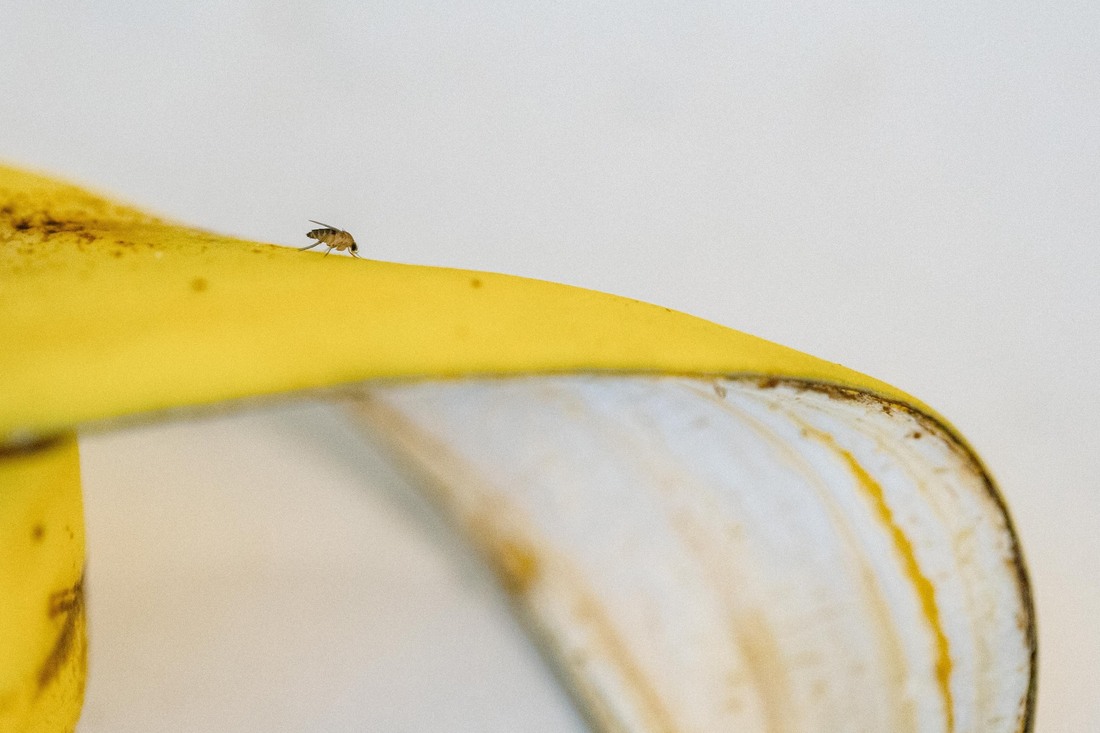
left=299, top=220, right=361, bottom=258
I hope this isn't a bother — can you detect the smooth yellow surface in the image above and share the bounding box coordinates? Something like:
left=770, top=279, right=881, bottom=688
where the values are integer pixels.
left=0, top=164, right=929, bottom=442
left=0, top=436, right=86, bottom=733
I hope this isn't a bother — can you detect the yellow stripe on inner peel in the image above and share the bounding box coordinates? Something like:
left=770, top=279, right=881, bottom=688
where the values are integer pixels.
left=836, top=443, right=954, bottom=732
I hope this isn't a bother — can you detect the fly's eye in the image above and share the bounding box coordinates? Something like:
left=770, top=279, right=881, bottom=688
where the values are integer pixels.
left=352, top=243, right=358, bottom=251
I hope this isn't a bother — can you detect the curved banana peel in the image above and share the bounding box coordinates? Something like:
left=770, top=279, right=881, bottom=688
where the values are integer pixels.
left=2, top=165, right=920, bottom=442
left=0, top=164, right=1034, bottom=731
left=352, top=376, right=1034, bottom=732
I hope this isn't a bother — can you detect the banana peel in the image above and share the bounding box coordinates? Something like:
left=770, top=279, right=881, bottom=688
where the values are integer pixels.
left=1, top=165, right=925, bottom=442
left=0, top=437, right=85, bottom=733
left=0, top=164, right=1035, bottom=731
left=351, top=375, right=1034, bottom=732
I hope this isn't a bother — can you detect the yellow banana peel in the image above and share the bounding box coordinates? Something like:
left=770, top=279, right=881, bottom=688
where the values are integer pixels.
left=0, top=437, right=85, bottom=733
left=0, top=164, right=1034, bottom=731
left=1, top=164, right=925, bottom=443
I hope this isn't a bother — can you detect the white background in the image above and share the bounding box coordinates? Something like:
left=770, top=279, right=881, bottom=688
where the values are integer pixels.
left=2, top=2, right=1097, bottom=730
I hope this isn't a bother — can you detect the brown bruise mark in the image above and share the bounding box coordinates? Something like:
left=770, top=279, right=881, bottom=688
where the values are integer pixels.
left=190, top=277, right=208, bottom=293
left=36, top=575, right=85, bottom=694
left=470, top=277, right=483, bottom=289
left=5, top=213, right=102, bottom=242
left=0, top=180, right=156, bottom=233
left=31, top=523, right=45, bottom=542
left=492, top=537, right=541, bottom=596
left=0, top=180, right=162, bottom=278
left=0, top=434, right=65, bottom=458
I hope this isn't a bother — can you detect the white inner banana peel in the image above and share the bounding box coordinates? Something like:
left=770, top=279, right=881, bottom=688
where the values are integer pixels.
left=352, top=375, right=1034, bottom=733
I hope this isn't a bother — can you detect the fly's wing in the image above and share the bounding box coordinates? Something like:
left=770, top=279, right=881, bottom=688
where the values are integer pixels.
left=308, top=220, right=340, bottom=231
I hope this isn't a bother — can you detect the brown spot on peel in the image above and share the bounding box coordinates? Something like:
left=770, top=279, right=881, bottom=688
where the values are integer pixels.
left=494, top=538, right=541, bottom=596
left=0, top=434, right=65, bottom=458
left=37, top=575, right=85, bottom=694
